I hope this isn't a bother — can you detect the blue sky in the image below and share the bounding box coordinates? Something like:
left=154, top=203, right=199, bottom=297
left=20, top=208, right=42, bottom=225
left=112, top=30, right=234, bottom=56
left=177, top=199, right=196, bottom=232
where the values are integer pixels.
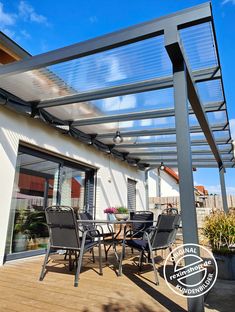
left=0, top=0, right=234, bottom=194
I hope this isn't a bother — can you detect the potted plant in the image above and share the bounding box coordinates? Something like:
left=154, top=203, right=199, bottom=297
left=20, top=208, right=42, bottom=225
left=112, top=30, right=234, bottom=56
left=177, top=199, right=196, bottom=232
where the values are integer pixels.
left=115, top=207, right=129, bottom=221
left=24, top=211, right=48, bottom=249
left=202, top=209, right=235, bottom=280
left=13, top=208, right=29, bottom=252
left=104, top=207, right=117, bottom=221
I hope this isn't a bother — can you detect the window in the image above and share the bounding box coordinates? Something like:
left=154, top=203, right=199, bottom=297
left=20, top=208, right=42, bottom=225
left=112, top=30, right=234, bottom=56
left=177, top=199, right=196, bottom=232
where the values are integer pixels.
left=5, top=145, right=95, bottom=259
left=127, top=178, right=137, bottom=211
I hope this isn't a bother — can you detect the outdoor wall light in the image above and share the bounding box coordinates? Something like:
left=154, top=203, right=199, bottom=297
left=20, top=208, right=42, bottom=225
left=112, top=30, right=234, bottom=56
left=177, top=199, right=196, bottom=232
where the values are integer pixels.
left=160, top=162, right=165, bottom=170
left=113, top=130, right=123, bottom=144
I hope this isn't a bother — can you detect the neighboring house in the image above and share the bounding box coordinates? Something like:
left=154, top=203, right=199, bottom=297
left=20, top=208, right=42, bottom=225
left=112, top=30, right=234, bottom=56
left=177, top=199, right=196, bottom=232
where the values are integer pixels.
left=148, top=167, right=208, bottom=198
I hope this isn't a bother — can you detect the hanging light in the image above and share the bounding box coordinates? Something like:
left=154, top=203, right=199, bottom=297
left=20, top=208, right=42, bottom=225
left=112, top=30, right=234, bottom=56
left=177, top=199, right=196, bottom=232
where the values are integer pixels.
left=113, top=130, right=123, bottom=144
left=160, top=161, right=165, bottom=170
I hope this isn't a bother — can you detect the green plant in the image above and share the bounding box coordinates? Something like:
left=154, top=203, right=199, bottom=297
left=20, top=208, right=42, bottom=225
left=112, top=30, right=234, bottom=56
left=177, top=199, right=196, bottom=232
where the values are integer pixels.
left=24, top=211, right=48, bottom=238
left=115, top=207, right=129, bottom=214
left=202, top=210, right=235, bottom=255
left=14, top=209, right=29, bottom=234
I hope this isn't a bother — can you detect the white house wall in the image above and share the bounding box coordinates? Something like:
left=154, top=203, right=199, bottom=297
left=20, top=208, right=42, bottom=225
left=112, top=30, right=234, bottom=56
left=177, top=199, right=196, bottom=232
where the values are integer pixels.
left=148, top=170, right=160, bottom=197
left=0, top=106, right=146, bottom=265
left=160, top=170, right=179, bottom=197
left=148, top=169, right=179, bottom=198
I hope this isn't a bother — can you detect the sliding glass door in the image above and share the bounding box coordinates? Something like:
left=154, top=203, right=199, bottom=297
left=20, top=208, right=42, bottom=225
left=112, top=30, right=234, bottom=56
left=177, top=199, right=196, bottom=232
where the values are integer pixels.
left=5, top=146, right=95, bottom=260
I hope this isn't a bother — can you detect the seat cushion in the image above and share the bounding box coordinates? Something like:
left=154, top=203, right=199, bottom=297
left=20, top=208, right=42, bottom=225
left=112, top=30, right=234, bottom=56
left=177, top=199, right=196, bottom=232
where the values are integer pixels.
left=126, top=239, right=149, bottom=251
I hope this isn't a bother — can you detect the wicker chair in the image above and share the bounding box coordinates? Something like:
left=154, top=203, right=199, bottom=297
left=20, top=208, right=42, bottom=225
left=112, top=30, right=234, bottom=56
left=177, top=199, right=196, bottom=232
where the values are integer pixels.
left=39, top=206, right=103, bottom=287
left=118, top=214, right=181, bottom=285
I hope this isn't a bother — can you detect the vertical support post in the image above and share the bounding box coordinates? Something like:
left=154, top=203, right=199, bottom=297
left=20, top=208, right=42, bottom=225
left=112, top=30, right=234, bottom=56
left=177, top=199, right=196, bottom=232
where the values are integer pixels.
left=219, top=167, right=228, bottom=213
left=165, top=25, right=205, bottom=310
left=145, top=169, right=150, bottom=210
left=172, top=55, right=204, bottom=312
left=174, top=61, right=199, bottom=245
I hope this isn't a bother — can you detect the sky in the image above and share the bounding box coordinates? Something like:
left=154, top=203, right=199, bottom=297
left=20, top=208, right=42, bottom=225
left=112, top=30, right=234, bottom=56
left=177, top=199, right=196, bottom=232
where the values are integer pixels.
left=0, top=0, right=234, bottom=194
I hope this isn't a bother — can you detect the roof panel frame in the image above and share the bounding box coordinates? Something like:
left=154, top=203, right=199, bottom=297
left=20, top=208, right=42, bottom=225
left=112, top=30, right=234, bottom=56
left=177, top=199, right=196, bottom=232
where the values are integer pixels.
left=97, top=124, right=227, bottom=139
left=37, top=66, right=220, bottom=109
left=0, top=3, right=212, bottom=79
left=164, top=25, right=224, bottom=168
left=114, top=139, right=228, bottom=149
left=71, top=102, right=224, bottom=127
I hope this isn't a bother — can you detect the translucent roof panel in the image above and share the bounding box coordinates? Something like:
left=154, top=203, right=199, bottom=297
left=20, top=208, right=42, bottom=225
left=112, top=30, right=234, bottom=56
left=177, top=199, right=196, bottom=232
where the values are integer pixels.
left=189, top=111, right=228, bottom=128
left=197, top=79, right=224, bottom=104
left=180, top=22, right=218, bottom=71
left=0, top=35, right=172, bottom=102
left=45, top=88, right=174, bottom=121
left=76, top=116, right=176, bottom=135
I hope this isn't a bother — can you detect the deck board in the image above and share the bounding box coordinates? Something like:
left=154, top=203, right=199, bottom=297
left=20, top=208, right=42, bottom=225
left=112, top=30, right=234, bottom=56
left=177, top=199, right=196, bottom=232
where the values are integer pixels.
left=0, top=251, right=187, bottom=312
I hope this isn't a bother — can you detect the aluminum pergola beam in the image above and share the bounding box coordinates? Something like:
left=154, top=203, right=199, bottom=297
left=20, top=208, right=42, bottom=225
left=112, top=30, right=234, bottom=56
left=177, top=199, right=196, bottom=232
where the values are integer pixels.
left=97, top=123, right=226, bottom=139
left=115, top=139, right=227, bottom=149
left=38, top=77, right=173, bottom=109
left=140, top=159, right=232, bottom=163
left=0, top=3, right=211, bottom=79
left=165, top=29, right=224, bottom=169
left=71, top=102, right=224, bottom=127
left=36, top=67, right=220, bottom=109
left=128, top=149, right=232, bottom=157
left=149, top=163, right=234, bottom=168
left=219, top=167, right=229, bottom=212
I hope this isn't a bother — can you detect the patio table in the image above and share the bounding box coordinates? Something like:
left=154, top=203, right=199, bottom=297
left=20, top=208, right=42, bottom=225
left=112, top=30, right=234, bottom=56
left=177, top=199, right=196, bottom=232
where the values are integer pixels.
left=77, top=219, right=157, bottom=261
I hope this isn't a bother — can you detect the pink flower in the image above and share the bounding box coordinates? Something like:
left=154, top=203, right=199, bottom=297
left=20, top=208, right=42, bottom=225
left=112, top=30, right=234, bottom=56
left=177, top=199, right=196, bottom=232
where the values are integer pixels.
left=104, top=207, right=117, bottom=214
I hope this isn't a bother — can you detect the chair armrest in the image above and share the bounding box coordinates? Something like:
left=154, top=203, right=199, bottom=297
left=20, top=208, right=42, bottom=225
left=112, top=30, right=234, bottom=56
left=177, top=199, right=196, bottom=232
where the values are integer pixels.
left=83, top=228, right=101, bottom=240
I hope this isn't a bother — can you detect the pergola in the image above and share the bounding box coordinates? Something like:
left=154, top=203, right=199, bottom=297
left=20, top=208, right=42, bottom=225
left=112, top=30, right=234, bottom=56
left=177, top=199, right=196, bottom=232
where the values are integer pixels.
left=0, top=3, right=234, bottom=311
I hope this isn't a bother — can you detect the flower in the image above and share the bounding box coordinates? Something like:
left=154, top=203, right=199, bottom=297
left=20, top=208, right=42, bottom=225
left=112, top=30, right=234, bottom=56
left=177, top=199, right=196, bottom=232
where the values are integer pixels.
left=104, top=207, right=117, bottom=214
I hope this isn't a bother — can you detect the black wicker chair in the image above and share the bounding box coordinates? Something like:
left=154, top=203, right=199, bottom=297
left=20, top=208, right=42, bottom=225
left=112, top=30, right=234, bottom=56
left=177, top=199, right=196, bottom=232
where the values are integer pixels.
left=39, top=206, right=103, bottom=287
left=129, top=211, right=154, bottom=238
left=118, top=214, right=181, bottom=285
left=78, top=212, right=116, bottom=260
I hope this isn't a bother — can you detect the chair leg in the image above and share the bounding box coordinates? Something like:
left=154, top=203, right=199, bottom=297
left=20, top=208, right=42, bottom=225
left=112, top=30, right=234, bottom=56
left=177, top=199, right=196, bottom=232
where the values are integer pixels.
left=169, top=246, right=175, bottom=266
left=39, top=244, right=50, bottom=281
left=138, top=251, right=144, bottom=271
left=98, top=242, right=103, bottom=276
left=74, top=250, right=83, bottom=287
left=150, top=250, right=159, bottom=285
left=103, top=243, right=108, bottom=261
left=118, top=240, right=125, bottom=276
left=91, top=248, right=95, bottom=263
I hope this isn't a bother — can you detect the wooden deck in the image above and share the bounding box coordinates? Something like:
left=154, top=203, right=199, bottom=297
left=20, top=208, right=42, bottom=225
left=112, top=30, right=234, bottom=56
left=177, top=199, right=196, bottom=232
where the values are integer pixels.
left=0, top=250, right=187, bottom=312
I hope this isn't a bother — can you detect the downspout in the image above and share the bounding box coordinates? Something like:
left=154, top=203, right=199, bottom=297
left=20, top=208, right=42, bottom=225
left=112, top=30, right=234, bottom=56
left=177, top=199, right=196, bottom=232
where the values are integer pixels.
left=145, top=168, right=151, bottom=210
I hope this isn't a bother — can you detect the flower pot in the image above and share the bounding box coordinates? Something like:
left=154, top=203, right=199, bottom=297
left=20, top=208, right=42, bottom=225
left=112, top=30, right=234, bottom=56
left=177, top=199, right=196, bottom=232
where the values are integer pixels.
left=107, top=213, right=116, bottom=221
left=13, top=232, right=28, bottom=252
left=115, top=213, right=129, bottom=221
left=214, top=253, right=235, bottom=280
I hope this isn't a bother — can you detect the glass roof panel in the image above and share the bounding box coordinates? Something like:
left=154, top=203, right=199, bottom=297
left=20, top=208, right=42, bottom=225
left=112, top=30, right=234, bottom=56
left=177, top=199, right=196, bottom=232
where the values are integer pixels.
left=180, top=22, right=218, bottom=71
left=189, top=111, right=227, bottom=127
left=0, top=35, right=172, bottom=102
left=48, top=35, right=171, bottom=95
left=45, top=88, right=174, bottom=121
left=197, top=79, right=224, bottom=103
left=76, top=116, right=176, bottom=134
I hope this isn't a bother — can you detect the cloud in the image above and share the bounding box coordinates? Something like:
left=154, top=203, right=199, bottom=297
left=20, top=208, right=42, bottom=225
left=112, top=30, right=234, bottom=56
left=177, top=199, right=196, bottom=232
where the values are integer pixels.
left=230, top=118, right=235, bottom=140
left=0, top=2, right=16, bottom=28
left=20, top=29, right=30, bottom=39
left=102, top=94, right=136, bottom=111
left=1, top=28, right=15, bottom=38
left=222, top=0, right=235, bottom=5
left=89, top=16, right=98, bottom=24
left=18, top=1, right=48, bottom=25
left=206, top=184, right=235, bottom=195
